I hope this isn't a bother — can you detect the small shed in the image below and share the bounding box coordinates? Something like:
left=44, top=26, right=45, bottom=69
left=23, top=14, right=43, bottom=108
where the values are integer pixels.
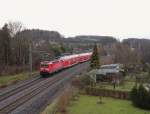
left=95, top=64, right=124, bottom=83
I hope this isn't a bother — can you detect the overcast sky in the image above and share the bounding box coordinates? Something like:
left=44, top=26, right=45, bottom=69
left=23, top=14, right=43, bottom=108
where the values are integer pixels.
left=0, top=0, right=150, bottom=39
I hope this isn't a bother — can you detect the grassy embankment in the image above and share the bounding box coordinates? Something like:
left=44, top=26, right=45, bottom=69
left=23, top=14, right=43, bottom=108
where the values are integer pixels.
left=0, top=71, right=39, bottom=88
left=67, top=95, right=150, bottom=114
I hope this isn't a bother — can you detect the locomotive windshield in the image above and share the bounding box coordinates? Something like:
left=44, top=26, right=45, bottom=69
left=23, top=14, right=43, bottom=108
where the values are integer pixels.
left=41, top=64, right=49, bottom=68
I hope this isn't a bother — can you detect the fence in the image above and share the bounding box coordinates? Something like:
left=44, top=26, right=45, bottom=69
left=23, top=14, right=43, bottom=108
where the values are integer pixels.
left=85, top=87, right=129, bottom=100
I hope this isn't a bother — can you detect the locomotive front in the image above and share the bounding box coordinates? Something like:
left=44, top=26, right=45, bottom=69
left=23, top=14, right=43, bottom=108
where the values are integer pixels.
left=40, top=61, right=50, bottom=76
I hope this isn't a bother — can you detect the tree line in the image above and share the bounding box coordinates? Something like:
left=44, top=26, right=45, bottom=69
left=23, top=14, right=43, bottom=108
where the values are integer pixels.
left=0, top=22, right=70, bottom=75
left=1, top=21, right=150, bottom=75
left=0, top=22, right=31, bottom=66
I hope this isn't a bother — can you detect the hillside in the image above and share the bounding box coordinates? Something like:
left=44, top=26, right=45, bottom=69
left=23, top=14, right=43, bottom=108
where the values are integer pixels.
left=16, top=29, right=117, bottom=46
left=66, top=35, right=117, bottom=45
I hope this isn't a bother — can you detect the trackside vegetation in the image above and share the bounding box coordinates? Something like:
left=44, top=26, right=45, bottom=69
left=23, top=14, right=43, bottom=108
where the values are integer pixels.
left=0, top=71, right=38, bottom=88
left=42, top=99, right=58, bottom=114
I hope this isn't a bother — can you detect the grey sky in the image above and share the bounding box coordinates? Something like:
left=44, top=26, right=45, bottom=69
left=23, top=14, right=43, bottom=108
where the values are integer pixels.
left=0, top=0, right=150, bottom=39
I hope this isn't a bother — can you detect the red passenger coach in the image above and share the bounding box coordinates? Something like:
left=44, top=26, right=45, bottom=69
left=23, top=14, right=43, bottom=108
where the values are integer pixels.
left=60, top=54, right=79, bottom=68
left=78, top=52, right=92, bottom=62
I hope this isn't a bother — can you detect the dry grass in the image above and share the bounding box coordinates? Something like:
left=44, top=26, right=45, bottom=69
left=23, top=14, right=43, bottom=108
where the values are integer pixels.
left=0, top=71, right=39, bottom=88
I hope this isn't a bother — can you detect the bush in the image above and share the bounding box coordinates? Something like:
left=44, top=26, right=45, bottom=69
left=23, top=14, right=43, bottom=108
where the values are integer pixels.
left=57, top=89, right=74, bottom=113
left=58, top=94, right=69, bottom=113
left=130, top=84, right=150, bottom=109
left=57, top=87, right=79, bottom=114
left=71, top=75, right=95, bottom=90
left=80, top=75, right=96, bottom=88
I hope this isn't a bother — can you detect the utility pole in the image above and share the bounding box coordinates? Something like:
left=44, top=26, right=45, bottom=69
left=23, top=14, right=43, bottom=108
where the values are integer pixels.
left=29, top=42, right=32, bottom=77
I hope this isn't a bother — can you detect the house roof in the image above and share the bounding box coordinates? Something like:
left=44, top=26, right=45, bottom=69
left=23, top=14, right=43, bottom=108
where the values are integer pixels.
left=101, top=64, right=119, bottom=67
left=96, top=69, right=120, bottom=75
left=96, top=64, right=123, bottom=75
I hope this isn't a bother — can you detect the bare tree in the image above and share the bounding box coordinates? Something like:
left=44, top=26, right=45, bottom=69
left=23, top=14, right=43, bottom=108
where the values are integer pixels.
left=111, top=43, right=141, bottom=66
left=8, top=21, right=24, bottom=37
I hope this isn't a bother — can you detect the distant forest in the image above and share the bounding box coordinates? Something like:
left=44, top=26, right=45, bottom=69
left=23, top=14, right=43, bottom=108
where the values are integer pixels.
left=0, top=22, right=150, bottom=75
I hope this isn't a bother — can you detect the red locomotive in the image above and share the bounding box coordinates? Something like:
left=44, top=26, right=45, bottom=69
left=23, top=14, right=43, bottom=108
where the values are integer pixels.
left=40, top=52, right=92, bottom=76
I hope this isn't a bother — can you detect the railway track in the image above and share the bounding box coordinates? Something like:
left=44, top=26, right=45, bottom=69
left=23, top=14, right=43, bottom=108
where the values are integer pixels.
left=0, top=77, right=43, bottom=102
left=0, top=62, right=89, bottom=114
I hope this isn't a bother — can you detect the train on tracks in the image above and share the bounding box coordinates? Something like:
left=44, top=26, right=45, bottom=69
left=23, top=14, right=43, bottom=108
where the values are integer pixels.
left=40, top=52, right=92, bottom=76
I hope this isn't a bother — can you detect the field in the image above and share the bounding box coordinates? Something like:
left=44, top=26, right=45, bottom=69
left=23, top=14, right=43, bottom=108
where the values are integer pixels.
left=68, top=95, right=150, bottom=114
left=0, top=71, right=38, bottom=88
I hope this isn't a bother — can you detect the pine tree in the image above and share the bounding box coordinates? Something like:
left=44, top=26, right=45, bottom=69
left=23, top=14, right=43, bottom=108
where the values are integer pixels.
left=60, top=43, right=66, bottom=53
left=90, top=44, right=100, bottom=69
left=0, top=24, right=12, bottom=65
